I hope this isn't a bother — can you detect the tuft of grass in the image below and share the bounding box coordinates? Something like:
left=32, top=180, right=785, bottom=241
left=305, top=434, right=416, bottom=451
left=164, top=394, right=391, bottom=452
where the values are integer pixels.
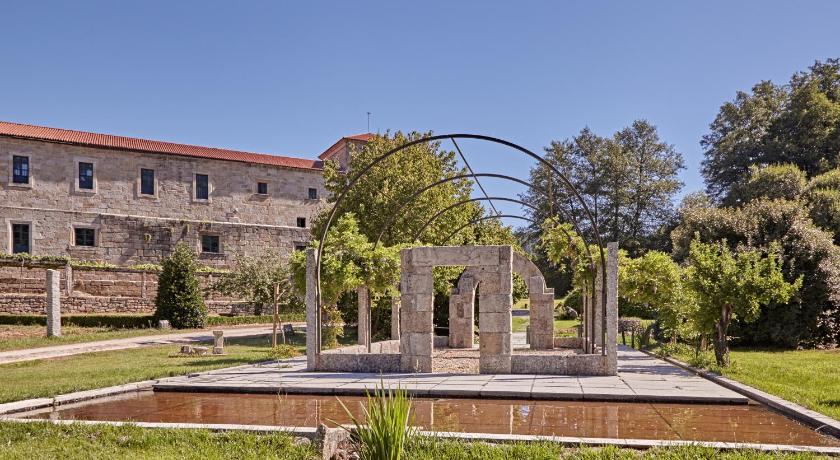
left=267, top=344, right=301, bottom=360
left=337, top=384, right=415, bottom=460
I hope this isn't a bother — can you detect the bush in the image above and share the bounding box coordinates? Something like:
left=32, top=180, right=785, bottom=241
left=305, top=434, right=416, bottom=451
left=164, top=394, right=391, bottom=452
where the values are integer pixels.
left=154, top=243, right=207, bottom=329
left=267, top=344, right=300, bottom=360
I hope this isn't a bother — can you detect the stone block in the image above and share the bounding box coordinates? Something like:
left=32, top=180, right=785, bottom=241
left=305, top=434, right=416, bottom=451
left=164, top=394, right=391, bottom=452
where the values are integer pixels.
left=478, top=294, right=512, bottom=313
left=479, top=354, right=511, bottom=374
left=401, top=272, right=433, bottom=295
left=401, top=293, right=433, bottom=312
left=401, top=354, right=432, bottom=373
left=408, top=246, right=501, bottom=267
left=478, top=312, right=511, bottom=333
left=479, top=332, right=511, bottom=355
left=401, top=332, right=432, bottom=356
left=401, top=310, right=432, bottom=334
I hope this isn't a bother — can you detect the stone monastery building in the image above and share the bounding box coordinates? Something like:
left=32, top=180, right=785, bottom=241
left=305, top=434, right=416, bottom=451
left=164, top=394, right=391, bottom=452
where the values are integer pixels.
left=0, top=121, right=372, bottom=267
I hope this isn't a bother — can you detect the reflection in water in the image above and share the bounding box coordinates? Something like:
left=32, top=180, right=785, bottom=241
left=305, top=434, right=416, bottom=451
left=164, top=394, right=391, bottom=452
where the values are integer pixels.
left=24, top=391, right=839, bottom=447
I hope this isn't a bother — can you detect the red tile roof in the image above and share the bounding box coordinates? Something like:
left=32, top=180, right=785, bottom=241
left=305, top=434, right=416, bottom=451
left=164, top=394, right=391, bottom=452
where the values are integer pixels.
left=0, top=120, right=323, bottom=171
left=318, top=133, right=375, bottom=160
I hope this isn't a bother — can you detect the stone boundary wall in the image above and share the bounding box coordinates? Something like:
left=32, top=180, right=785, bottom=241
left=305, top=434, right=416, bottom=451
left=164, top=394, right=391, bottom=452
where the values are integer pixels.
left=0, top=264, right=257, bottom=315
left=510, top=354, right=608, bottom=375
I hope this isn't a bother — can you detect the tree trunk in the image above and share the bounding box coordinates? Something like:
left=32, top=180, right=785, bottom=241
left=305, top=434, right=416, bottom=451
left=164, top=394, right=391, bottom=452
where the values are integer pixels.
left=713, top=303, right=732, bottom=366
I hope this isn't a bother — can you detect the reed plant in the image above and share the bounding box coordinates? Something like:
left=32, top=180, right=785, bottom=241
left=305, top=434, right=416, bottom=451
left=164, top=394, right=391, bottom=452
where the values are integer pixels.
left=336, top=383, right=415, bottom=460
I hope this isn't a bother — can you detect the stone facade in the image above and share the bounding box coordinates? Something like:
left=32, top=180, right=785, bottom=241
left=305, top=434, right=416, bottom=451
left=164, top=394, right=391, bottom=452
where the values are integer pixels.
left=0, top=135, right=330, bottom=267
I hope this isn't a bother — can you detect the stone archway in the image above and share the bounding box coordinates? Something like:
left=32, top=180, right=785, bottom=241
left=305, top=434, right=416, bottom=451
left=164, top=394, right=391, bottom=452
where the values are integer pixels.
left=401, top=245, right=514, bottom=374
left=448, top=252, right=555, bottom=351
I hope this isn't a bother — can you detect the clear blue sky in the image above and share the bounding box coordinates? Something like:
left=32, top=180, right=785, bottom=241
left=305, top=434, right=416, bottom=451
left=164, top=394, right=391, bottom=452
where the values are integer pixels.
left=3, top=1, right=839, bottom=220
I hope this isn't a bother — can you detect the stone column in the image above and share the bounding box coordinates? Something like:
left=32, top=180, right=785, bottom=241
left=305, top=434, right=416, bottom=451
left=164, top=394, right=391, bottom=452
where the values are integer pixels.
left=528, top=275, right=554, bottom=350
left=478, top=246, right=513, bottom=374
left=594, top=266, right=604, bottom=351
left=46, top=269, right=61, bottom=337
left=390, top=293, right=400, bottom=340
left=606, top=242, right=619, bottom=375
left=305, top=248, right=319, bottom=370
left=448, top=273, right=476, bottom=348
left=357, top=285, right=370, bottom=348
left=399, top=249, right=434, bottom=373
left=582, top=286, right=590, bottom=353
left=212, top=330, right=225, bottom=354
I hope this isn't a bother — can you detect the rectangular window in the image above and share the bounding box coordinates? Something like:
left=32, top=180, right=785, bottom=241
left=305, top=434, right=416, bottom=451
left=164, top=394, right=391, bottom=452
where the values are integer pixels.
left=11, top=223, right=30, bottom=254
left=78, top=162, right=94, bottom=190
left=294, top=244, right=306, bottom=252
left=74, top=228, right=96, bottom=247
left=201, top=234, right=220, bottom=253
left=257, top=182, right=268, bottom=195
left=308, top=187, right=318, bottom=200
left=195, top=174, right=209, bottom=200
left=296, top=217, right=306, bottom=228
left=140, top=168, right=155, bottom=196
left=12, top=155, right=29, bottom=184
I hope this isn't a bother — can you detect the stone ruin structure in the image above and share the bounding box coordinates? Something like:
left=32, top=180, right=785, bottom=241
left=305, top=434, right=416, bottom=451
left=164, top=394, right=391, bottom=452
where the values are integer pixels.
left=305, top=244, right=618, bottom=376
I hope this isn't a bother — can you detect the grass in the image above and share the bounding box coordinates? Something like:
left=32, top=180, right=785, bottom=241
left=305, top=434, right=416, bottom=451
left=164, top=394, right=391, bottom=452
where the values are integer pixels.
left=649, top=343, right=840, bottom=421
left=0, top=334, right=305, bottom=403
left=511, top=316, right=579, bottom=336
left=0, top=422, right=828, bottom=460
left=0, top=421, right=317, bottom=460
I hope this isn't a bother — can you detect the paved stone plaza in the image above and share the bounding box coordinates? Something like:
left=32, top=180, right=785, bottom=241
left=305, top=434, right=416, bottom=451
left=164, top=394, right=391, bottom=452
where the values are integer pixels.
left=154, top=346, right=747, bottom=404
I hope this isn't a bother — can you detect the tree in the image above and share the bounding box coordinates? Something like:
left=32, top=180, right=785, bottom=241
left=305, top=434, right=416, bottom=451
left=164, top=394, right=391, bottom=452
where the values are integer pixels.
left=212, top=251, right=296, bottom=344
left=684, top=239, right=800, bottom=366
left=155, top=243, right=207, bottom=329
left=672, top=199, right=840, bottom=348
left=318, top=131, right=478, bottom=247
left=290, top=214, right=401, bottom=346
left=619, top=250, right=696, bottom=340
left=701, top=59, right=840, bottom=202
left=521, top=121, right=684, bottom=256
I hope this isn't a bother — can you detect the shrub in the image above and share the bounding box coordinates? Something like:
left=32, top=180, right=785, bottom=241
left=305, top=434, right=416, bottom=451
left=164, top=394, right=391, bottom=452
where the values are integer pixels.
left=337, top=384, right=415, bottom=460
left=154, top=243, right=207, bottom=329
left=267, top=344, right=300, bottom=360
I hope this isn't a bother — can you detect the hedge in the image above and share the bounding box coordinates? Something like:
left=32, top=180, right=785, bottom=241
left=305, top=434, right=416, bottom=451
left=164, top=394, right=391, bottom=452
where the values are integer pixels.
left=0, top=313, right=304, bottom=329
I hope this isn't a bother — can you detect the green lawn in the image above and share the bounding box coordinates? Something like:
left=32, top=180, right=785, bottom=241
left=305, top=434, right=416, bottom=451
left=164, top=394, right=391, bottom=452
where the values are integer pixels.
left=0, top=422, right=825, bottom=460
left=651, top=344, right=840, bottom=421
left=511, top=316, right=579, bottom=336
left=0, top=335, right=304, bottom=403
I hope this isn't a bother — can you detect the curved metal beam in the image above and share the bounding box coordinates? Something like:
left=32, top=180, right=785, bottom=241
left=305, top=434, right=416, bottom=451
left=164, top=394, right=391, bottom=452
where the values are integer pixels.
left=411, top=196, right=538, bottom=242
left=441, top=214, right=536, bottom=245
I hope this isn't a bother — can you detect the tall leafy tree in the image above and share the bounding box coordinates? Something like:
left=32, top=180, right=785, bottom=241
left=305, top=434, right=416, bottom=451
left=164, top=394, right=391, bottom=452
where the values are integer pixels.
left=702, top=59, right=840, bottom=202
left=521, top=121, right=683, bottom=255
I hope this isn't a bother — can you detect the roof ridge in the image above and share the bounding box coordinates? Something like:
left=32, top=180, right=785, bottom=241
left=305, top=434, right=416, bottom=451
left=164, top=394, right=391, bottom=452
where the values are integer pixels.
left=0, top=120, right=322, bottom=171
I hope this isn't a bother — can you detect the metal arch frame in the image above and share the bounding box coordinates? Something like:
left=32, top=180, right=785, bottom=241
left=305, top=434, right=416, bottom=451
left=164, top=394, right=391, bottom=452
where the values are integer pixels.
left=315, top=134, right=608, bottom=356
left=412, top=196, right=538, bottom=242
left=441, top=214, right=535, bottom=244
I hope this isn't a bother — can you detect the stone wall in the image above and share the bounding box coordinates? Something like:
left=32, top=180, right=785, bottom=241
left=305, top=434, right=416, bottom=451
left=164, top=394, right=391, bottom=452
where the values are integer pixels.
left=0, top=136, right=324, bottom=267
left=0, top=264, right=260, bottom=315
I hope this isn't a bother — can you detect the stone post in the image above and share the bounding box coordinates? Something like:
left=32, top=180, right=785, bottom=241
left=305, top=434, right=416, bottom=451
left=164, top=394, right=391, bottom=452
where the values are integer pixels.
left=448, top=273, right=476, bottom=348
left=46, top=269, right=61, bottom=337
left=478, top=246, right=513, bottom=374
left=212, top=330, right=224, bottom=354
left=390, top=293, right=400, bottom=340
left=606, top=242, right=619, bottom=375
left=594, top=266, right=604, bottom=352
left=399, top=249, right=434, bottom=373
left=357, top=285, right=370, bottom=348
left=582, top=286, right=590, bottom=353
left=528, top=275, right=555, bottom=350
left=305, top=248, right=319, bottom=370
